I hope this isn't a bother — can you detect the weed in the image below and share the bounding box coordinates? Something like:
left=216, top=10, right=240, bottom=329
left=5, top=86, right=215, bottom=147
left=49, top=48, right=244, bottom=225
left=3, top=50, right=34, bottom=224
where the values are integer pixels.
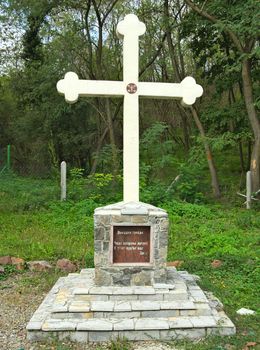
left=108, top=337, right=132, bottom=350
left=0, top=264, right=17, bottom=282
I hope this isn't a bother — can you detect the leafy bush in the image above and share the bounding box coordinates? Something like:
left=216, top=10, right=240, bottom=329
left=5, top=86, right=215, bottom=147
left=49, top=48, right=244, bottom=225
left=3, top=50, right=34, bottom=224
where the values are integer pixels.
left=67, top=167, right=87, bottom=200
left=235, top=210, right=260, bottom=229
left=85, top=173, right=123, bottom=203
left=140, top=122, right=178, bottom=182
left=68, top=168, right=123, bottom=203
left=172, top=154, right=207, bottom=203
left=140, top=182, right=169, bottom=205
left=93, top=144, right=122, bottom=174
left=162, top=200, right=214, bottom=219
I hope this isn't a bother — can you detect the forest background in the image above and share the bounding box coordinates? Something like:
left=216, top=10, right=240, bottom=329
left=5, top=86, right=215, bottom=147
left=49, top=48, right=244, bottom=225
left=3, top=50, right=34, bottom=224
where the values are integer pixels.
left=0, top=0, right=259, bottom=201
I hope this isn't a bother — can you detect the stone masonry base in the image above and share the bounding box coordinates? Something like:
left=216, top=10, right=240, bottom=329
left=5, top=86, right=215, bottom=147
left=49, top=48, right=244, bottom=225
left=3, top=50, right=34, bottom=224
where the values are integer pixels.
left=94, top=201, right=169, bottom=286
left=27, top=267, right=236, bottom=342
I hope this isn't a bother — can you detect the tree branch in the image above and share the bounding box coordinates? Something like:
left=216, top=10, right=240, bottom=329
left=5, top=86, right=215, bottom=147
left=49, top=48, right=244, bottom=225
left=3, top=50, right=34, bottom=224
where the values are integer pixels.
left=92, top=0, right=102, bottom=26
left=102, top=0, right=119, bottom=25
left=84, top=1, right=95, bottom=79
left=184, top=0, right=244, bottom=53
left=92, top=0, right=103, bottom=75
left=139, top=33, right=167, bottom=77
left=164, top=0, right=182, bottom=82
left=246, top=38, right=256, bottom=53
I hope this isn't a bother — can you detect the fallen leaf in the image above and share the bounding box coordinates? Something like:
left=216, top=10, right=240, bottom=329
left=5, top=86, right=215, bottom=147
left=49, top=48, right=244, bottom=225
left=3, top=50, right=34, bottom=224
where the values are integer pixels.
left=243, top=342, right=258, bottom=350
left=167, top=260, right=184, bottom=267
left=211, top=259, right=223, bottom=268
left=225, top=344, right=236, bottom=350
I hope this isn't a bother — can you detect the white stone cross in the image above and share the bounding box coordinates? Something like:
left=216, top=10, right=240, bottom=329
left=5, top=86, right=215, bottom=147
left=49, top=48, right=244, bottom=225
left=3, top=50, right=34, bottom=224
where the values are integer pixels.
left=57, top=14, right=203, bottom=203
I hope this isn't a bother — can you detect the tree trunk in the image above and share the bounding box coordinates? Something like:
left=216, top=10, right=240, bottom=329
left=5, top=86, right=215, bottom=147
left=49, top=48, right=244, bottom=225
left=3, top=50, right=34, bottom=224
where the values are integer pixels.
left=90, top=127, right=108, bottom=174
left=164, top=0, right=182, bottom=82
left=177, top=104, right=190, bottom=151
left=229, top=87, right=247, bottom=175
left=238, top=140, right=245, bottom=173
left=164, top=0, right=220, bottom=197
left=190, top=107, right=221, bottom=198
left=242, top=59, right=260, bottom=192
left=105, top=99, right=119, bottom=175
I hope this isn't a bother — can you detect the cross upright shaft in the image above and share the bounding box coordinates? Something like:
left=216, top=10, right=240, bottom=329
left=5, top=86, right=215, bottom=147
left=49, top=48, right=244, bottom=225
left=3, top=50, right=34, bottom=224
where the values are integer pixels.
left=117, top=14, right=146, bottom=202
left=57, top=14, right=203, bottom=203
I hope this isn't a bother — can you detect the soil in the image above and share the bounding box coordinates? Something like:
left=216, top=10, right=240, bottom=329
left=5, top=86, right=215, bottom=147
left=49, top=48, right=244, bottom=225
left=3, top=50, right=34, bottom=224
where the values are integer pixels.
left=0, top=272, right=178, bottom=350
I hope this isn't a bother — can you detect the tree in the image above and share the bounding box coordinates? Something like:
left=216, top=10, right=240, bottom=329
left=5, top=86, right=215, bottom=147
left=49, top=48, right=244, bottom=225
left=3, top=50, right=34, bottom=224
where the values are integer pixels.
left=1, top=0, right=256, bottom=201
left=184, top=0, right=260, bottom=192
left=163, top=0, right=221, bottom=197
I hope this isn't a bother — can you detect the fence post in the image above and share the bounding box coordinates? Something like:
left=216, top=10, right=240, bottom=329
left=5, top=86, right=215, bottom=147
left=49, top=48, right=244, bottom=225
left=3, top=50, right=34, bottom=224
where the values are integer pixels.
left=7, top=145, right=11, bottom=170
left=246, top=171, right=251, bottom=209
left=61, top=161, right=67, bottom=201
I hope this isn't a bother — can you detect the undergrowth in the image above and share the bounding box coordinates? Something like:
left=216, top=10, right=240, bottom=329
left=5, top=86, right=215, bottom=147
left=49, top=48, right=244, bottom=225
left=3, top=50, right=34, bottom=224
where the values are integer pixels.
left=0, top=175, right=259, bottom=349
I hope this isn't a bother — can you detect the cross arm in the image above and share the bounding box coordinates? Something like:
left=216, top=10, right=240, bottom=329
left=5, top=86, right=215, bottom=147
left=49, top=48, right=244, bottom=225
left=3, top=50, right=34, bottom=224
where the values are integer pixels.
left=138, top=77, right=203, bottom=106
left=57, top=72, right=125, bottom=103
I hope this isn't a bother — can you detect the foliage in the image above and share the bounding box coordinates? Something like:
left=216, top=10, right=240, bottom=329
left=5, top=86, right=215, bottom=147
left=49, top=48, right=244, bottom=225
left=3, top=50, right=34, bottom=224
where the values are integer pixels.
left=167, top=202, right=259, bottom=261
left=0, top=264, right=17, bottom=282
left=0, top=0, right=259, bottom=196
left=140, top=122, right=177, bottom=181
left=173, top=161, right=206, bottom=203
left=0, top=173, right=59, bottom=212
left=94, top=144, right=123, bottom=174
left=0, top=1, right=259, bottom=348
left=162, top=199, right=214, bottom=219
left=68, top=168, right=123, bottom=203
left=67, top=167, right=86, bottom=200
left=85, top=172, right=123, bottom=203
left=108, top=337, right=132, bottom=350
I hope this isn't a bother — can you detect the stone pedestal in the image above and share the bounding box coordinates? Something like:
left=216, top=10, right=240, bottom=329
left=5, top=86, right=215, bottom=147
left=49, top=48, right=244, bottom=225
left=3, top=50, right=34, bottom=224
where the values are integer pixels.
left=27, top=202, right=236, bottom=343
left=27, top=267, right=236, bottom=342
left=94, top=202, right=168, bottom=286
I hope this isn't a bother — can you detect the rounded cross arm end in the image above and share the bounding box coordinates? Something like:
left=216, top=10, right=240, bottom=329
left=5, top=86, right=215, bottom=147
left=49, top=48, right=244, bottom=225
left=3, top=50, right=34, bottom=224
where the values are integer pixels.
left=181, top=76, right=203, bottom=106
left=56, top=72, right=79, bottom=103
left=117, top=14, right=146, bottom=38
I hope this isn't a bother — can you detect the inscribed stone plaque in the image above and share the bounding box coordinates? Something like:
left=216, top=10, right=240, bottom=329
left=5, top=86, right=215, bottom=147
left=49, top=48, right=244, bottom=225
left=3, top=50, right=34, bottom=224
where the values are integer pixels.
left=113, top=226, right=150, bottom=263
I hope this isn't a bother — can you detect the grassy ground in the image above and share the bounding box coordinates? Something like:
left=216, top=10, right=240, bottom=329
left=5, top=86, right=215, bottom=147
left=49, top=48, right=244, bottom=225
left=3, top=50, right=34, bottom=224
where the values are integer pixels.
left=0, top=175, right=259, bottom=349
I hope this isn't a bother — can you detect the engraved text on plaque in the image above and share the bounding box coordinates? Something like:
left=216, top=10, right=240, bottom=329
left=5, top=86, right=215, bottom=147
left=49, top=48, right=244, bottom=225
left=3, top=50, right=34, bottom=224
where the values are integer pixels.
left=113, top=226, right=150, bottom=263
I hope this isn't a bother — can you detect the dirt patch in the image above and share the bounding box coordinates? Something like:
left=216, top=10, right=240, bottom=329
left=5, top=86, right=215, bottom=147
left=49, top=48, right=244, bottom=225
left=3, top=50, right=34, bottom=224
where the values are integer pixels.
left=0, top=272, right=179, bottom=350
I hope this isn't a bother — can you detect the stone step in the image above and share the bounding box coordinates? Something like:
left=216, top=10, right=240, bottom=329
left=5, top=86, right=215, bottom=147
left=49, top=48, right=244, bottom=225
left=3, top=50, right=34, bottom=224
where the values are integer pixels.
left=28, top=315, right=236, bottom=342
left=31, top=315, right=234, bottom=333
left=51, top=300, right=213, bottom=319
left=51, top=291, right=190, bottom=312
left=51, top=307, right=212, bottom=320
left=75, top=300, right=195, bottom=312
left=52, top=300, right=197, bottom=313
left=73, top=283, right=178, bottom=296
left=70, top=287, right=188, bottom=302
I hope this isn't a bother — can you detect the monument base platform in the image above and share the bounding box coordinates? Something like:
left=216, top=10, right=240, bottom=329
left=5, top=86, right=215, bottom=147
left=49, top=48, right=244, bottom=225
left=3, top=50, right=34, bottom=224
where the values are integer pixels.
left=27, top=267, right=235, bottom=343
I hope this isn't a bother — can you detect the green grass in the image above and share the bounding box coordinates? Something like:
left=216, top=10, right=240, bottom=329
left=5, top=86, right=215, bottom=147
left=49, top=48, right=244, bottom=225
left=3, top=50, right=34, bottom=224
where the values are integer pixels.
left=0, top=176, right=95, bottom=264
left=0, top=210, right=93, bottom=262
left=165, top=202, right=260, bottom=261
left=0, top=175, right=259, bottom=349
left=0, top=173, right=60, bottom=212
